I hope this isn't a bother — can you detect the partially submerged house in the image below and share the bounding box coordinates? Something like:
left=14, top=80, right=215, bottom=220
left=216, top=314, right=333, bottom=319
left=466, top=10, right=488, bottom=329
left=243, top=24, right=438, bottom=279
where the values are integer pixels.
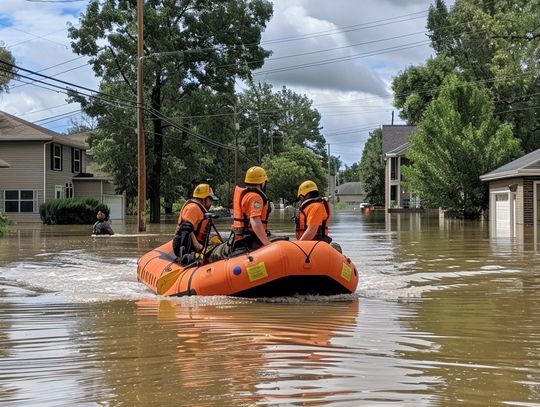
left=335, top=182, right=365, bottom=209
left=382, top=124, right=420, bottom=211
left=480, top=149, right=540, bottom=238
left=0, top=111, right=125, bottom=222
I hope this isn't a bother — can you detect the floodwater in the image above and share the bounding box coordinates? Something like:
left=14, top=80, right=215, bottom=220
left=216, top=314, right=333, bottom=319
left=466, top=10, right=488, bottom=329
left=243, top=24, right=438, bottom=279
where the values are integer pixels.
left=1, top=211, right=540, bottom=406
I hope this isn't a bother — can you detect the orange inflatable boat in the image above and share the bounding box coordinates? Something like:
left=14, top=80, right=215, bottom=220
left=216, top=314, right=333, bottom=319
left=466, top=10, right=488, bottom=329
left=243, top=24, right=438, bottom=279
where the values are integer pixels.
left=137, top=240, right=359, bottom=297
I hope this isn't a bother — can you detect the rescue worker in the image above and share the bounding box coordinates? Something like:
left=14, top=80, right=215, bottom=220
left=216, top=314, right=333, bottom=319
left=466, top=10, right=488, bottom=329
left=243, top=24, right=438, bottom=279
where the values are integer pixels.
left=231, top=166, right=272, bottom=250
left=172, top=184, right=218, bottom=262
left=294, top=180, right=332, bottom=243
left=206, top=166, right=271, bottom=263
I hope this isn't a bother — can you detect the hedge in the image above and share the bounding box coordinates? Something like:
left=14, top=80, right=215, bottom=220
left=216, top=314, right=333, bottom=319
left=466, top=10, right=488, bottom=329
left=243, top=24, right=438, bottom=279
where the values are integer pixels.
left=0, top=211, right=8, bottom=236
left=39, top=198, right=110, bottom=225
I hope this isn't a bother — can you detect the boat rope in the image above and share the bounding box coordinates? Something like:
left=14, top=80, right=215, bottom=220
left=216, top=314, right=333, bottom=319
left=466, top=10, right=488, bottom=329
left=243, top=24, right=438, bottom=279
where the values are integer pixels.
left=286, top=240, right=323, bottom=263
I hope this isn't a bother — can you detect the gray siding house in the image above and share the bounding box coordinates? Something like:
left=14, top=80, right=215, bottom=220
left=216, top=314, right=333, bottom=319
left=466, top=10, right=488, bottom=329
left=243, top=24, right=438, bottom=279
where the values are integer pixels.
left=335, top=182, right=365, bottom=208
left=480, top=149, right=540, bottom=239
left=0, top=111, right=124, bottom=222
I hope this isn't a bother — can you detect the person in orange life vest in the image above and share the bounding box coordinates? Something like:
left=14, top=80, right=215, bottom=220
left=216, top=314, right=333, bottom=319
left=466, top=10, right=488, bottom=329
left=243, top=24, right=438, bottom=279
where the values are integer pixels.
left=172, top=184, right=218, bottom=258
left=231, top=166, right=272, bottom=250
left=294, top=180, right=332, bottom=243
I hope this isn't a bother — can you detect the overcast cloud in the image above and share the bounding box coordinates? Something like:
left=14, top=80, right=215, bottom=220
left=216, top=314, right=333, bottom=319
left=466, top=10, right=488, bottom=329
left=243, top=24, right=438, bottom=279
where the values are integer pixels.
left=0, top=0, right=442, bottom=164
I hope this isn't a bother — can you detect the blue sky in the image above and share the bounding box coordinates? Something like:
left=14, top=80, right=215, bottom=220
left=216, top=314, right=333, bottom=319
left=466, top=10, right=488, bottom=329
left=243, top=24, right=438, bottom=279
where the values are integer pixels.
left=0, top=0, right=441, bottom=165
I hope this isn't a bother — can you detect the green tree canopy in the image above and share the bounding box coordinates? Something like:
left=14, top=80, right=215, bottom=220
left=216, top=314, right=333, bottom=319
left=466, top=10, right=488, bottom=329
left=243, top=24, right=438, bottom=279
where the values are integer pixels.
left=262, top=145, right=327, bottom=204
left=392, top=0, right=540, bottom=152
left=402, top=75, right=523, bottom=219
left=0, top=46, right=16, bottom=92
left=339, top=162, right=360, bottom=184
left=69, top=0, right=273, bottom=222
left=358, top=128, right=384, bottom=206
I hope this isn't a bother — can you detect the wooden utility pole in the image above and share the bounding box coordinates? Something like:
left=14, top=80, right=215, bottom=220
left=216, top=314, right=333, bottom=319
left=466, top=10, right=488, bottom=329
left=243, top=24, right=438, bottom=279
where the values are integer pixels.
left=257, top=113, right=261, bottom=163
left=234, top=105, right=239, bottom=186
left=327, top=143, right=332, bottom=201
left=137, top=0, right=146, bottom=232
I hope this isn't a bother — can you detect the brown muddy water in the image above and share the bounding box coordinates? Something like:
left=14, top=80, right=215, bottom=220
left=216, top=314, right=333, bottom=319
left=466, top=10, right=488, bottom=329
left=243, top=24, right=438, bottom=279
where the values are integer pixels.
left=1, top=211, right=540, bottom=406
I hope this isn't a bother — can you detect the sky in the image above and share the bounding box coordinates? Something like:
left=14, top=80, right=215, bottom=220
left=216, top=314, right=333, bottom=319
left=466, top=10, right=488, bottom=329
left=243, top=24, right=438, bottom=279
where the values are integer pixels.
left=0, top=0, right=442, bottom=165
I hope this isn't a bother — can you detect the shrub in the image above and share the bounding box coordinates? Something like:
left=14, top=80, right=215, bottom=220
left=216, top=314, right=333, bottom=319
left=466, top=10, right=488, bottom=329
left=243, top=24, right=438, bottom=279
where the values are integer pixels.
left=39, top=198, right=109, bottom=225
left=0, top=211, right=8, bottom=236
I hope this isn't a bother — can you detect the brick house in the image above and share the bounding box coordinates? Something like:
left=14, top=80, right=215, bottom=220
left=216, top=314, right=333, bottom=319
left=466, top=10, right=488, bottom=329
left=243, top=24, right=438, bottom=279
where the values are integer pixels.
left=0, top=111, right=125, bottom=222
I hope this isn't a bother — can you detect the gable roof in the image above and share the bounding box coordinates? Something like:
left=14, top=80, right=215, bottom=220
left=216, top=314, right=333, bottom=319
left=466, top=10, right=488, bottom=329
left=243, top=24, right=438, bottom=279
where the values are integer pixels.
left=480, top=149, right=540, bottom=181
left=336, top=182, right=363, bottom=195
left=382, top=125, right=416, bottom=156
left=0, top=158, right=10, bottom=168
left=0, top=110, right=87, bottom=149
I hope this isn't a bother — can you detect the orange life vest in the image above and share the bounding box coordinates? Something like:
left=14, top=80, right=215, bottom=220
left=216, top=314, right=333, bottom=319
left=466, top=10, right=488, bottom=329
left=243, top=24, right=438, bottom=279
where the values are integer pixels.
left=232, top=186, right=271, bottom=240
left=179, top=199, right=209, bottom=243
left=295, top=198, right=330, bottom=240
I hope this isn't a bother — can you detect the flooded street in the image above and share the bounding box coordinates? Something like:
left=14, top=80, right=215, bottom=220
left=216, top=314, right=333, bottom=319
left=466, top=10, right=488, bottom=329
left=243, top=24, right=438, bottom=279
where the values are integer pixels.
left=1, top=211, right=540, bottom=406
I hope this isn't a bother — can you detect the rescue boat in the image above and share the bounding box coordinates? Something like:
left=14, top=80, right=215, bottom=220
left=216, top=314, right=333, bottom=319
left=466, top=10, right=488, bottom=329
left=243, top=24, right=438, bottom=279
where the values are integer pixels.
left=137, top=239, right=359, bottom=297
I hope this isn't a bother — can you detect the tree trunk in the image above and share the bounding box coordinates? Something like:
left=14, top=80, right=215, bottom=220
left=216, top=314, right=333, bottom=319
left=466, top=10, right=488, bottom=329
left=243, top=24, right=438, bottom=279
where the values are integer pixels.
left=149, top=76, right=163, bottom=223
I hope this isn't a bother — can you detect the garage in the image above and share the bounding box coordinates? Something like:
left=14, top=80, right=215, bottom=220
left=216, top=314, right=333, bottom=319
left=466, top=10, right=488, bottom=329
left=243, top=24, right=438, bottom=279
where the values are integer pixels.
left=103, top=194, right=125, bottom=220
left=481, top=149, right=540, bottom=241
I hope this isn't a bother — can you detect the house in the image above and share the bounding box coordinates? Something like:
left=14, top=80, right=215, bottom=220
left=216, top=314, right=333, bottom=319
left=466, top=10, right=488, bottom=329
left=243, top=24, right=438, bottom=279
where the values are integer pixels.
left=480, top=149, right=540, bottom=238
left=382, top=124, right=423, bottom=211
left=0, top=111, right=125, bottom=222
left=335, top=182, right=365, bottom=208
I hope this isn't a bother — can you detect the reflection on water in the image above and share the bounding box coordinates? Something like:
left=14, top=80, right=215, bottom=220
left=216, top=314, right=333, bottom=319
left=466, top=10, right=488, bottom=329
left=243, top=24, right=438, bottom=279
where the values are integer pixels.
left=1, top=211, right=540, bottom=405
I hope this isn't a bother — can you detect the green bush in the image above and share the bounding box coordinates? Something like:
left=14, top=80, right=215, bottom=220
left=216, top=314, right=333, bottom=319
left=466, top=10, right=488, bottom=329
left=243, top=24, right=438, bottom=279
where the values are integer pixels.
left=335, top=202, right=348, bottom=211
left=39, top=198, right=109, bottom=225
left=0, top=211, right=8, bottom=236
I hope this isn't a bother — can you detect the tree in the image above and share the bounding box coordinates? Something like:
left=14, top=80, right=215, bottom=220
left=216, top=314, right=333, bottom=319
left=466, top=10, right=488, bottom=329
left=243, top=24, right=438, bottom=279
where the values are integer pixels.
left=358, top=128, right=384, bottom=206
left=69, top=0, right=273, bottom=222
left=402, top=75, right=522, bottom=219
left=339, top=162, right=360, bottom=184
left=238, top=82, right=326, bottom=160
left=0, top=46, right=16, bottom=92
left=392, top=0, right=540, bottom=152
left=262, top=145, right=327, bottom=204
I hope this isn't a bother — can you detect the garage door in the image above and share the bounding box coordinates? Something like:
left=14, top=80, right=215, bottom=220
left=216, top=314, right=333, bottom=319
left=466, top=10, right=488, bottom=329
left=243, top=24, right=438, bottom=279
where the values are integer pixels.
left=103, top=194, right=125, bottom=220
left=495, top=192, right=510, bottom=235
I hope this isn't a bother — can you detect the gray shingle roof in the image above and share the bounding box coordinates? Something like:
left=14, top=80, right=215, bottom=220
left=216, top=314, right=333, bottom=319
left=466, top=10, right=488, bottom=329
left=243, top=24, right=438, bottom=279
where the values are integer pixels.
left=480, top=149, right=540, bottom=181
left=0, top=110, right=87, bottom=149
left=382, top=125, right=416, bottom=155
left=336, top=182, right=363, bottom=195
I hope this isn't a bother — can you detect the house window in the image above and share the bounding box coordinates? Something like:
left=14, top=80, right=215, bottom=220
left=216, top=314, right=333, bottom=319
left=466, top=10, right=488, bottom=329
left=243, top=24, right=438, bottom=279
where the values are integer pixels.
left=390, top=185, right=397, bottom=202
left=390, top=157, right=398, bottom=180
left=55, top=185, right=65, bottom=199
left=51, top=143, right=63, bottom=171
left=65, top=182, right=74, bottom=199
left=72, top=148, right=81, bottom=173
left=4, top=190, right=35, bottom=213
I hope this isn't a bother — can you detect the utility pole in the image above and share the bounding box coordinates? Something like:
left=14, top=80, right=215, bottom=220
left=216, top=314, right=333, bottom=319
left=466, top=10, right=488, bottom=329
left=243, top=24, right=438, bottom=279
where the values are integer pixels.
left=257, top=112, right=261, bottom=163
left=269, top=128, right=274, bottom=157
left=327, top=143, right=332, bottom=201
left=234, top=105, right=239, bottom=186
left=136, top=0, right=146, bottom=232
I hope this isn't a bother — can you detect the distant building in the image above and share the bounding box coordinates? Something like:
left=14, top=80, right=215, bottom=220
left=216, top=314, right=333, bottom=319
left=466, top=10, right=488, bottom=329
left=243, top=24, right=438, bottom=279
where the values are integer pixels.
left=0, top=111, right=125, bottom=222
left=382, top=124, right=421, bottom=211
left=480, top=149, right=540, bottom=238
left=335, top=182, right=365, bottom=208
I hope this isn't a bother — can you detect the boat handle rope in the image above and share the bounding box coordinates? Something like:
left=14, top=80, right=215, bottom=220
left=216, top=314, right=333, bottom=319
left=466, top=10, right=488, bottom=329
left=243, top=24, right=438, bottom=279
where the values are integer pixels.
left=286, top=240, right=323, bottom=263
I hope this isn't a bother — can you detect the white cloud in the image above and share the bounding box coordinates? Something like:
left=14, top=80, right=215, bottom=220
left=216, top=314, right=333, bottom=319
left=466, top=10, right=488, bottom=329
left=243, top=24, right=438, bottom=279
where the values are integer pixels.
left=0, top=0, right=437, bottom=164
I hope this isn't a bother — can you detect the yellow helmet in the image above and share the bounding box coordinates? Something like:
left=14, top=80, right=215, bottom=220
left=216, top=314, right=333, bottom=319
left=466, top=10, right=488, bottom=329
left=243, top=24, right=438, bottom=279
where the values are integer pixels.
left=192, top=184, right=218, bottom=201
left=297, top=180, right=318, bottom=197
left=244, top=166, right=268, bottom=184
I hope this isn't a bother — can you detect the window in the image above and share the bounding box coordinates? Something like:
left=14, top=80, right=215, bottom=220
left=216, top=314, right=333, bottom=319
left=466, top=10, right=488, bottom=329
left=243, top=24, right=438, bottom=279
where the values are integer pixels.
left=51, top=143, right=63, bottom=171
left=390, top=185, right=397, bottom=202
left=72, top=148, right=81, bottom=173
left=4, top=190, right=35, bottom=213
left=390, top=157, right=398, bottom=180
left=55, top=185, right=65, bottom=199
left=65, top=182, right=74, bottom=199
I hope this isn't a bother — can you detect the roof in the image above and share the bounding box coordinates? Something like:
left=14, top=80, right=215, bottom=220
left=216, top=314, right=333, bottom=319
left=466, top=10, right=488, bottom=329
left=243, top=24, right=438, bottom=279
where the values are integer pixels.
left=480, top=149, right=540, bottom=181
left=0, top=110, right=87, bottom=149
left=0, top=158, right=10, bottom=168
left=386, top=142, right=411, bottom=157
left=336, top=182, right=364, bottom=195
left=382, top=125, right=416, bottom=156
